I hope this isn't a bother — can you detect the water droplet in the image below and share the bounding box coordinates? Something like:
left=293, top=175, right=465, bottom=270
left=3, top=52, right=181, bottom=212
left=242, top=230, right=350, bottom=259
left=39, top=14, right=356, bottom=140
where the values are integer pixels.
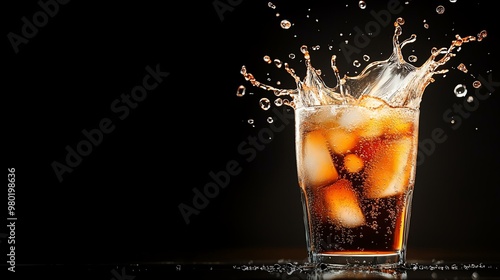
left=267, top=117, right=274, bottom=123
left=467, top=96, right=474, bottom=103
left=454, top=84, right=467, bottom=97
left=358, top=1, right=366, bottom=9
left=472, top=80, right=481, bottom=88
left=424, top=23, right=429, bottom=29
left=363, top=54, right=370, bottom=61
left=457, top=63, right=468, bottom=73
left=289, top=53, right=295, bottom=59
left=236, top=85, right=246, bottom=97
left=353, top=60, right=361, bottom=67
left=408, top=55, right=418, bottom=62
left=300, top=45, right=308, bottom=54
left=274, top=98, right=283, bottom=106
left=263, top=55, right=272, bottom=64
left=449, top=0, right=457, bottom=3
left=477, top=30, right=487, bottom=41
left=312, top=45, right=320, bottom=51
left=280, top=19, right=291, bottom=29
left=274, top=59, right=283, bottom=68
left=259, top=98, right=271, bottom=110
left=268, top=2, right=276, bottom=9
left=436, top=5, right=445, bottom=14
left=176, top=265, right=181, bottom=271
left=248, top=119, right=254, bottom=125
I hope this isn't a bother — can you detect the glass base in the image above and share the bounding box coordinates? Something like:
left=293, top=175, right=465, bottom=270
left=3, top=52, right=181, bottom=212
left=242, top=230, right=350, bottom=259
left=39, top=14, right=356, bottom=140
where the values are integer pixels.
left=310, top=252, right=405, bottom=269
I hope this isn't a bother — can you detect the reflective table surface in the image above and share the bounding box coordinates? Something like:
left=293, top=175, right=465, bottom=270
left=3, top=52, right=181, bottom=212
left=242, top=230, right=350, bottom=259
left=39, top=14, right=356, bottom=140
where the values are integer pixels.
left=6, top=249, right=500, bottom=280
left=8, top=260, right=500, bottom=280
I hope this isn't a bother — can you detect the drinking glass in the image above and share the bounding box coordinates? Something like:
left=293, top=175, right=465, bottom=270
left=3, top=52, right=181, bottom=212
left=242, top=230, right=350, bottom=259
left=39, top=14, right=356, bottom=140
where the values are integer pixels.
left=295, top=101, right=419, bottom=268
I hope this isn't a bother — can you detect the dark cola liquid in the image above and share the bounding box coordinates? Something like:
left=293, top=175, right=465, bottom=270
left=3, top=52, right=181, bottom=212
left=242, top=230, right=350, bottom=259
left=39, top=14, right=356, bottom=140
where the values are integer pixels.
left=305, top=187, right=410, bottom=254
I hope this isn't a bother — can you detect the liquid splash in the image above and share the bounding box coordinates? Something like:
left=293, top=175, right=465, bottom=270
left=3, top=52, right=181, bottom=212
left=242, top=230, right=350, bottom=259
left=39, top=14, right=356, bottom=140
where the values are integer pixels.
left=240, top=17, right=486, bottom=110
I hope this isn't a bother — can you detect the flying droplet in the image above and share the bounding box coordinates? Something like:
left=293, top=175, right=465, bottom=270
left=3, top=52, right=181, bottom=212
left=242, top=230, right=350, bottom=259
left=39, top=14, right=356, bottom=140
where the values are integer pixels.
left=353, top=60, right=361, bottom=67
left=358, top=1, right=366, bottom=9
left=408, top=55, right=418, bottom=62
left=236, top=85, right=246, bottom=97
left=267, top=117, right=274, bottom=123
left=457, top=63, right=468, bottom=73
left=280, top=19, right=292, bottom=29
left=424, top=23, right=429, bottom=29
left=467, top=96, right=474, bottom=103
left=268, top=2, right=276, bottom=9
left=263, top=55, right=272, bottom=64
left=472, top=80, right=481, bottom=88
left=449, top=0, right=457, bottom=3
left=436, top=5, right=445, bottom=14
left=274, top=59, right=283, bottom=68
left=247, top=119, right=254, bottom=125
left=259, top=98, right=271, bottom=110
left=289, top=53, right=296, bottom=59
left=454, top=84, right=467, bottom=97
left=363, top=55, right=370, bottom=61
left=477, top=30, right=487, bottom=42
left=274, top=98, right=283, bottom=106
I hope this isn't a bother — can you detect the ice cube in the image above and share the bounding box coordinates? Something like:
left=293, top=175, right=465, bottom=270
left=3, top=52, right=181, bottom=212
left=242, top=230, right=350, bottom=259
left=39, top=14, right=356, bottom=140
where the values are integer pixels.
left=357, top=96, right=388, bottom=109
left=338, top=105, right=386, bottom=139
left=337, top=106, right=368, bottom=130
left=323, top=179, right=365, bottom=228
left=343, top=153, right=364, bottom=173
left=364, top=137, right=415, bottom=199
left=357, top=117, right=385, bottom=139
left=303, top=130, right=339, bottom=188
left=326, top=127, right=358, bottom=154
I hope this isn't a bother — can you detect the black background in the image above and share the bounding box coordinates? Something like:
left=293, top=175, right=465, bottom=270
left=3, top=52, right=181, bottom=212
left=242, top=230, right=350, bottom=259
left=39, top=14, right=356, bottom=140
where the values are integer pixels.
left=4, top=0, right=500, bottom=266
